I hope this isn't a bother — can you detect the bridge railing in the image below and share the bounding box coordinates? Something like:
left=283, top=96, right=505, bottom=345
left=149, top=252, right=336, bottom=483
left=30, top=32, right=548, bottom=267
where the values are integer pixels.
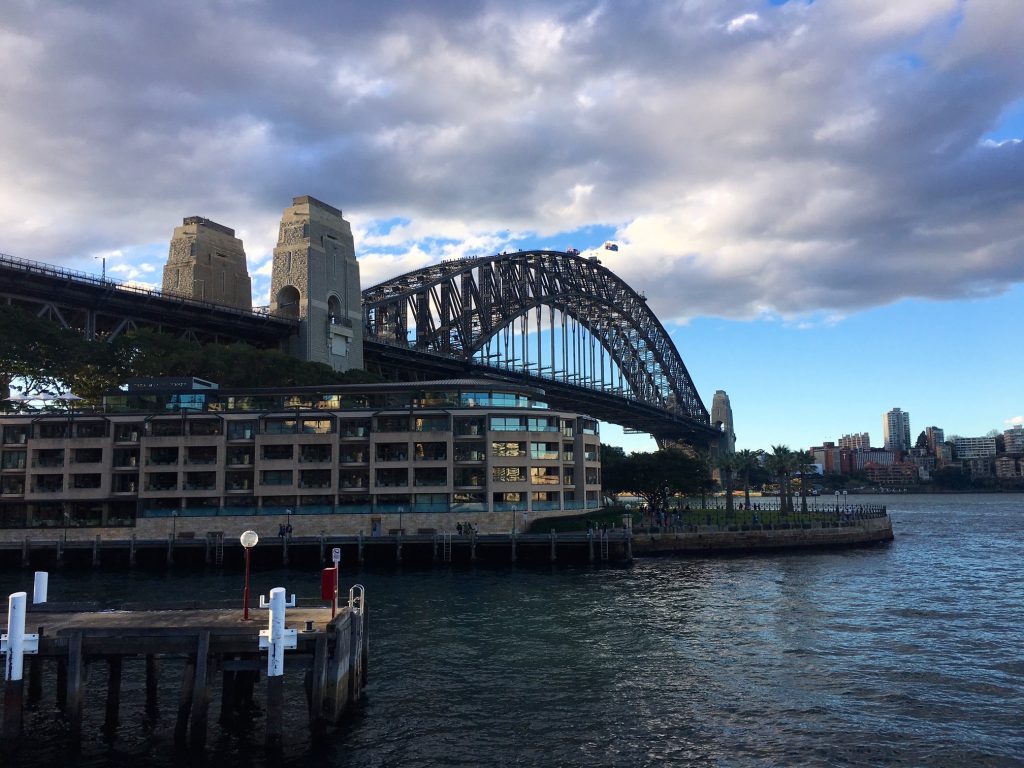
left=0, top=252, right=297, bottom=323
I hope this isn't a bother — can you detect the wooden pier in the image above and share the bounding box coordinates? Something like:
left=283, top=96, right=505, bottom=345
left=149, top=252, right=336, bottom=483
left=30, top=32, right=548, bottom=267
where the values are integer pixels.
left=0, top=592, right=368, bottom=755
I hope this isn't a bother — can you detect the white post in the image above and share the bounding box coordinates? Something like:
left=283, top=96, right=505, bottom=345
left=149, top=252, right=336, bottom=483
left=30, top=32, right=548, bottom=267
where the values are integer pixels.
left=33, top=571, right=48, bottom=604
left=258, top=587, right=296, bottom=677
left=2, top=592, right=39, bottom=681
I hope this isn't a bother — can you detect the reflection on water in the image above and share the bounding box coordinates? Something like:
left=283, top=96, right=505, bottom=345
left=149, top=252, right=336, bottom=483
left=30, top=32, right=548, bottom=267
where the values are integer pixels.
left=2, top=493, right=1023, bottom=766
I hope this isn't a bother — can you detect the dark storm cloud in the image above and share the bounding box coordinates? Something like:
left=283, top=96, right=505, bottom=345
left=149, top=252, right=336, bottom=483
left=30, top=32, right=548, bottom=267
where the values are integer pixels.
left=0, top=0, right=1021, bottom=320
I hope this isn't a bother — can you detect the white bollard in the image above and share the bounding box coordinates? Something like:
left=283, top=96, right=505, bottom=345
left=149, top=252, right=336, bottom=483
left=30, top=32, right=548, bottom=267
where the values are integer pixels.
left=33, top=571, right=48, bottom=604
left=257, top=587, right=296, bottom=677
left=2, top=592, right=40, bottom=681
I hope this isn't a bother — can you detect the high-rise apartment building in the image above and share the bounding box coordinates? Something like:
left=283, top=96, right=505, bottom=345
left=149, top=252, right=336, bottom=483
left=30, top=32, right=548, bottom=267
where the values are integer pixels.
left=1003, top=425, right=1024, bottom=454
left=883, top=408, right=911, bottom=453
left=954, top=436, right=997, bottom=459
left=839, top=433, right=870, bottom=451
left=925, top=426, right=945, bottom=454
left=711, top=390, right=735, bottom=454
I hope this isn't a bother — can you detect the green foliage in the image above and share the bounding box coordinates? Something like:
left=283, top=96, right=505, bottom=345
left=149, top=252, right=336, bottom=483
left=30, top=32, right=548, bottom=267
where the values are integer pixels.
left=0, top=305, right=384, bottom=405
left=599, top=444, right=630, bottom=501
left=931, top=466, right=971, bottom=490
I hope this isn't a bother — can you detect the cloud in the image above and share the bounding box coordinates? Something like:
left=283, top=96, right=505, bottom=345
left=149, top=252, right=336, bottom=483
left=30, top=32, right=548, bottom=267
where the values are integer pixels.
left=0, top=0, right=1021, bottom=323
left=1007, top=416, right=1024, bottom=426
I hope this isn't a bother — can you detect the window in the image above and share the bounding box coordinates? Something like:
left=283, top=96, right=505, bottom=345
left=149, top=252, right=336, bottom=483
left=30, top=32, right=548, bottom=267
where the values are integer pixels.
left=262, top=445, right=294, bottom=461
left=530, top=467, right=560, bottom=485
left=300, top=418, right=333, bottom=434
left=376, top=416, right=408, bottom=433
left=261, top=470, right=293, bottom=486
left=527, top=417, right=558, bottom=432
left=530, top=442, right=559, bottom=460
left=413, top=416, right=449, bottom=432
left=490, top=416, right=526, bottom=432
left=492, top=466, right=526, bottom=483
left=227, top=421, right=257, bottom=440
left=375, top=443, right=408, bottom=462
left=414, top=442, right=447, bottom=461
left=492, top=441, right=526, bottom=457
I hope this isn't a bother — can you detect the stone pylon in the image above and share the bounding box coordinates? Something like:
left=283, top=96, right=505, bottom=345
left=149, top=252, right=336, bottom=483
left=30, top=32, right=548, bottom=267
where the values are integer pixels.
left=162, top=217, right=252, bottom=310
left=269, top=196, right=363, bottom=371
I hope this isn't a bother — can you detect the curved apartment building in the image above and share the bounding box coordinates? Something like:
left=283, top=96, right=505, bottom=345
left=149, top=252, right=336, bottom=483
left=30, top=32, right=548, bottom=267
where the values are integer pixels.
left=0, top=379, right=603, bottom=539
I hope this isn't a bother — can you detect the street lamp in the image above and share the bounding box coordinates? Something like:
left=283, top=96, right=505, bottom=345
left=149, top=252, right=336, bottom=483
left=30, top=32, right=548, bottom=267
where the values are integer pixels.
left=835, top=490, right=840, bottom=513
left=93, top=255, right=106, bottom=282
left=397, top=505, right=404, bottom=535
left=240, top=530, right=259, bottom=620
left=842, top=490, right=848, bottom=512
left=171, top=509, right=178, bottom=539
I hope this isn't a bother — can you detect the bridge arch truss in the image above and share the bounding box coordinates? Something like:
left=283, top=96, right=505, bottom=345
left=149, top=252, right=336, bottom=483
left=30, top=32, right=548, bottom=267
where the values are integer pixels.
left=362, top=250, right=709, bottom=427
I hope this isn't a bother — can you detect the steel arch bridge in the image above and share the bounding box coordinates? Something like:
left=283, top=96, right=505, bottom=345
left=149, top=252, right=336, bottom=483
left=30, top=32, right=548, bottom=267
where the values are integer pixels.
left=362, top=250, right=718, bottom=444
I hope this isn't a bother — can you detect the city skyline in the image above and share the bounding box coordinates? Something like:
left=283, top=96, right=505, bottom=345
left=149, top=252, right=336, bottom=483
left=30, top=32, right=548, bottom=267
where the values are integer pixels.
left=1, top=2, right=1021, bottom=453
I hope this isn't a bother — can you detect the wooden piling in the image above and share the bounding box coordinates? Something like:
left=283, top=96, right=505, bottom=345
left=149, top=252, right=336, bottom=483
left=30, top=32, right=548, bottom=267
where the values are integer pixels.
left=166, top=533, right=174, bottom=565
left=550, top=529, right=557, bottom=562
left=432, top=534, right=439, bottom=562
left=56, top=657, right=67, bottom=711
left=189, top=631, right=212, bottom=750
left=469, top=532, right=477, bottom=562
left=66, top=631, right=86, bottom=747
left=588, top=530, right=595, bottom=562
left=174, top=655, right=196, bottom=745
left=145, top=654, right=160, bottom=716
left=266, top=675, right=285, bottom=751
left=21, top=537, right=29, bottom=568
left=129, top=534, right=137, bottom=566
left=92, top=535, right=101, bottom=567
left=319, top=535, right=326, bottom=563
left=282, top=536, right=289, bottom=566
left=2, top=679, right=24, bottom=752
left=357, top=531, right=364, bottom=564
left=395, top=532, right=403, bottom=563
left=104, top=656, right=122, bottom=732
left=26, top=626, right=43, bottom=705
left=511, top=532, right=517, bottom=563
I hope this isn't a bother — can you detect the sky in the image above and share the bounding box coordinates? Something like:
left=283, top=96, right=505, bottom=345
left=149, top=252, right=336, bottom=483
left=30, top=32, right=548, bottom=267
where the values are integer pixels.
left=1, top=0, right=1021, bottom=453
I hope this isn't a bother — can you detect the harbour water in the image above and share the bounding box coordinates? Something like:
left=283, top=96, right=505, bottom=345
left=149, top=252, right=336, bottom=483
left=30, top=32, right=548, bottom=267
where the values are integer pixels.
left=2, top=493, right=1023, bottom=766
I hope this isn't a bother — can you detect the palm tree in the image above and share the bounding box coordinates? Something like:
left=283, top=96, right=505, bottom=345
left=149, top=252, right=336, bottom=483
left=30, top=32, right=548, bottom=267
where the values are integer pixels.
left=715, top=453, right=736, bottom=514
left=794, top=449, right=815, bottom=514
left=733, top=449, right=760, bottom=510
left=767, top=445, right=799, bottom=514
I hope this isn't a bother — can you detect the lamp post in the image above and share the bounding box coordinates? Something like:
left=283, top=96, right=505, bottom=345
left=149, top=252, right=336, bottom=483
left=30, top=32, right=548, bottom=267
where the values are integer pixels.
left=397, top=505, right=404, bottom=535
left=835, top=490, right=840, bottom=513
left=171, top=509, right=177, bottom=539
left=240, top=530, right=259, bottom=620
left=93, top=255, right=106, bottom=282
left=843, top=490, right=848, bottom=512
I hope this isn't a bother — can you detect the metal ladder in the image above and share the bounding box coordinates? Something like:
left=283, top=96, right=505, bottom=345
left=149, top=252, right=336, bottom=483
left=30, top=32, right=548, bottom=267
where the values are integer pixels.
left=213, top=532, right=225, bottom=565
left=599, top=531, right=609, bottom=561
left=442, top=533, right=452, bottom=562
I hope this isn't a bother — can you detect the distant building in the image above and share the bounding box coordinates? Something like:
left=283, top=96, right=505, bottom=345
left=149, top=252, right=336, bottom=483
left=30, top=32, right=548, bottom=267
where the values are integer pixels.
left=1003, top=425, right=1024, bottom=454
left=935, top=443, right=954, bottom=468
left=962, top=457, right=994, bottom=479
left=925, top=426, right=945, bottom=454
left=811, top=443, right=840, bottom=474
left=995, top=455, right=1020, bottom=479
left=162, top=216, right=253, bottom=310
left=710, top=390, right=735, bottom=454
left=907, top=447, right=936, bottom=480
left=863, top=462, right=918, bottom=486
left=954, top=436, right=997, bottom=460
left=839, top=432, right=871, bottom=451
left=883, top=408, right=911, bottom=454
left=853, top=449, right=896, bottom=471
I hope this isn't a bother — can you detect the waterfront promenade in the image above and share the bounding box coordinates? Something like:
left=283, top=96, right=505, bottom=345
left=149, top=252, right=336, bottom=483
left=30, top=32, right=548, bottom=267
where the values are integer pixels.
left=0, top=505, right=891, bottom=568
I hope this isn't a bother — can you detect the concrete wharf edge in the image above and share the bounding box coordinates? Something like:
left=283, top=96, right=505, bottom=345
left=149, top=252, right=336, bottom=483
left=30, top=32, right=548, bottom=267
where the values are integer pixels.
left=632, top=516, right=894, bottom=555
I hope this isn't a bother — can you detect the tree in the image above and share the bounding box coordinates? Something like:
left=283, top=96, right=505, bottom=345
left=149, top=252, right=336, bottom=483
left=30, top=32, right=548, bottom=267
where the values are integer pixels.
left=627, top=447, right=711, bottom=513
left=765, top=445, right=800, bottom=514
left=733, top=449, right=760, bottom=509
left=794, top=449, right=815, bottom=514
left=715, top=453, right=736, bottom=513
left=916, top=431, right=928, bottom=449
left=599, top=444, right=630, bottom=503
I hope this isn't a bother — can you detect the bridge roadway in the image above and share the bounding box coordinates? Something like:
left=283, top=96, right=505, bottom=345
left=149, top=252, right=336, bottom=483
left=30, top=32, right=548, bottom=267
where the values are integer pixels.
left=0, top=253, right=717, bottom=443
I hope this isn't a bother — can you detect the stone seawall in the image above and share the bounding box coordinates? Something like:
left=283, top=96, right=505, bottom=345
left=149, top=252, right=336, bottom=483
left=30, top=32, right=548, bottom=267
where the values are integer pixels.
left=632, top=515, right=894, bottom=555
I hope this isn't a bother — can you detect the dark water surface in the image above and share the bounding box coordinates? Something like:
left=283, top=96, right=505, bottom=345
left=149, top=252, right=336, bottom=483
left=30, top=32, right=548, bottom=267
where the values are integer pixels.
left=2, top=493, right=1023, bottom=766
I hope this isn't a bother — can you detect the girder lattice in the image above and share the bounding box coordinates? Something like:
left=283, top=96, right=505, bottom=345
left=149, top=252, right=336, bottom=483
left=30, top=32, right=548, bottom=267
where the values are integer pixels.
left=363, top=250, right=709, bottom=424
